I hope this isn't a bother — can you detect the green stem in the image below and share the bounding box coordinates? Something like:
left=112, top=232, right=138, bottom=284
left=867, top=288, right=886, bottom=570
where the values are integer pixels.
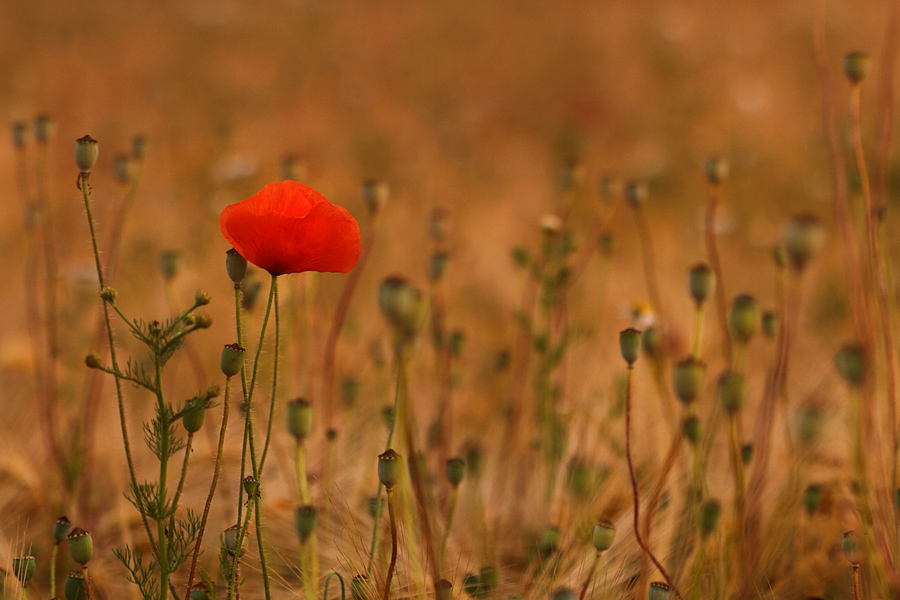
left=439, top=487, right=459, bottom=566
left=299, top=538, right=315, bottom=600
left=383, top=488, right=398, bottom=600
left=258, top=277, right=280, bottom=473
left=323, top=572, right=346, bottom=600
left=170, top=433, right=194, bottom=515
left=156, top=356, right=170, bottom=600
left=578, top=552, right=601, bottom=600
left=692, top=304, right=704, bottom=359
left=297, top=442, right=310, bottom=504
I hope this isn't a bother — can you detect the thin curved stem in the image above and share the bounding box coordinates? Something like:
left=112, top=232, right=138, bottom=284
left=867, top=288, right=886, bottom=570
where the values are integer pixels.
left=383, top=488, right=398, bottom=600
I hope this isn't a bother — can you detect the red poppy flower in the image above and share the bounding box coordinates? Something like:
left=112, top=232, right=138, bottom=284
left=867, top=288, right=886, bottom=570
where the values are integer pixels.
left=220, top=181, right=361, bottom=276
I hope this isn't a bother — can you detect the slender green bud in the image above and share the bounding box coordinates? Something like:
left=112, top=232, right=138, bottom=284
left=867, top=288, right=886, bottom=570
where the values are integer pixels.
left=64, top=571, right=88, bottom=600
left=689, top=263, right=715, bottom=305
left=698, top=499, right=722, bottom=537
left=75, top=135, right=99, bottom=173
left=220, top=343, right=246, bottom=377
left=294, top=505, right=319, bottom=542
left=835, top=343, right=866, bottom=387
left=673, top=357, right=706, bottom=404
left=54, top=515, right=73, bottom=543
left=287, top=398, right=313, bottom=441
left=803, top=484, right=823, bottom=515
left=592, top=520, right=616, bottom=552
left=619, top=328, right=642, bottom=366
left=350, top=575, right=371, bottom=600
left=242, top=475, right=259, bottom=497
left=648, top=582, right=672, bottom=600
left=782, top=214, right=825, bottom=271
left=194, top=313, right=212, bottom=329
left=12, top=555, right=35, bottom=584
left=195, top=290, right=211, bottom=306
left=67, top=527, right=93, bottom=565
left=182, top=397, right=208, bottom=433
left=226, top=248, right=248, bottom=284
left=844, top=52, right=872, bottom=83
left=842, top=530, right=862, bottom=565
left=447, top=457, right=465, bottom=488
left=378, top=449, right=401, bottom=490
left=361, top=179, right=389, bottom=215
left=704, top=156, right=729, bottom=185
left=730, top=294, right=758, bottom=343
left=624, top=181, right=648, bottom=207
left=717, top=370, right=747, bottom=415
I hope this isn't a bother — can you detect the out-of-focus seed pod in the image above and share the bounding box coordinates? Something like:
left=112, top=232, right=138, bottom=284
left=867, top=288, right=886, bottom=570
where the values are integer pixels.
left=222, top=524, right=240, bottom=555
left=682, top=415, right=702, bottom=445
left=75, top=135, right=99, bottom=173
left=551, top=588, right=577, bottom=600
left=350, top=575, right=371, bottom=600
left=428, top=252, right=449, bottom=282
left=642, top=326, right=662, bottom=359
left=287, top=398, right=314, bottom=441
left=34, top=115, right=55, bottom=143
left=717, top=370, right=747, bottom=415
left=378, top=276, right=426, bottom=338
left=842, top=530, right=862, bottom=565
left=11, top=121, right=28, bottom=150
left=464, top=443, right=483, bottom=478
left=361, top=179, right=389, bottom=215
left=558, top=156, right=585, bottom=192
left=836, top=344, right=867, bottom=387
left=648, top=582, right=672, bottom=600
left=761, top=310, right=780, bottom=339
left=462, top=573, right=480, bottom=597
left=598, top=175, right=622, bottom=202
left=429, top=207, right=450, bottom=244
left=592, top=520, right=616, bottom=552
left=673, top=357, right=706, bottom=405
left=803, top=484, right=823, bottom=515
left=624, top=181, right=648, bottom=207
left=539, top=526, right=562, bottom=555
left=698, top=499, right=722, bottom=537
left=159, top=250, right=181, bottom=282
left=446, top=457, right=465, bottom=488
left=741, top=443, right=753, bottom=465
left=782, top=214, right=825, bottom=271
left=566, top=458, right=592, bottom=499
left=226, top=248, right=248, bottom=284
left=797, top=405, right=825, bottom=446
left=294, top=505, right=319, bottom=542
left=619, top=328, right=642, bottom=366
left=378, top=449, right=401, bottom=490
left=844, top=52, right=872, bottom=83
left=67, top=527, right=93, bottom=566
left=435, top=579, right=453, bottom=600
left=730, top=295, right=758, bottom=344
left=704, top=157, right=729, bottom=185
left=689, top=263, right=715, bottom=305
left=479, top=566, right=499, bottom=595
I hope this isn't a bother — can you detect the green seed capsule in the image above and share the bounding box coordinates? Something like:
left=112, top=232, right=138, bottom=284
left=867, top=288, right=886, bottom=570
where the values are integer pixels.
left=222, top=524, right=240, bottom=554
left=648, top=582, right=672, bottom=600
left=294, top=505, right=319, bottom=541
left=682, top=415, right=702, bottom=445
left=465, top=443, right=483, bottom=478
left=462, top=573, right=480, bottom=596
left=642, top=326, right=662, bottom=359
left=803, top=484, right=823, bottom=515
left=782, top=214, right=825, bottom=271
left=730, top=295, right=758, bottom=344
left=287, top=398, right=314, bottom=441
left=190, top=581, right=213, bottom=600
left=842, top=530, right=862, bottom=565
left=539, top=526, right=562, bottom=555
left=160, top=250, right=181, bottom=282
left=435, top=579, right=453, bottom=600
left=761, top=310, right=780, bottom=339
left=429, top=252, right=449, bottom=282
left=673, top=357, right=706, bottom=405
left=226, top=248, right=248, bottom=284
left=717, top=371, right=747, bottom=415
left=182, top=397, right=208, bottom=433
left=75, top=135, right=99, bottom=173
left=351, top=575, right=371, bottom=600
left=592, top=520, right=616, bottom=552
left=34, top=115, right=55, bottom=143
left=54, top=515, right=73, bottom=543
left=12, top=555, right=35, bottom=584
left=64, top=571, right=88, bottom=600
left=378, top=276, right=426, bottom=338
left=698, top=499, right=721, bottom=537
left=619, top=328, right=642, bottom=366
left=242, top=475, right=259, bottom=497
left=835, top=344, right=866, bottom=387
left=220, top=343, right=246, bottom=378
left=689, top=263, right=715, bottom=305
left=741, top=443, right=753, bottom=465
left=479, top=566, right=499, bottom=594
left=67, top=527, right=93, bottom=565
left=378, top=449, right=401, bottom=490
left=446, top=457, right=465, bottom=488
left=797, top=405, right=825, bottom=446
left=844, top=52, right=872, bottom=83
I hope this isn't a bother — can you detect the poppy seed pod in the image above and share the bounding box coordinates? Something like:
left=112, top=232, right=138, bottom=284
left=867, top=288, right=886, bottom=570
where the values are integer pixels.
left=220, top=343, right=246, bottom=378
left=648, top=582, right=673, bottom=600
left=190, top=581, right=213, bottom=600
left=730, top=294, right=758, bottom=343
left=539, top=526, right=562, bottom=555
left=378, top=276, right=426, bottom=337
left=803, top=484, right=823, bottom=515
left=619, top=328, right=642, bottom=366
left=12, top=555, right=35, bottom=584
left=446, top=457, right=465, bottom=488
left=361, top=179, right=389, bottom=215
left=435, top=579, right=453, bottom=600
left=673, top=357, right=706, bottom=405
left=741, top=443, right=754, bottom=465
left=350, top=575, right=371, bottom=600
left=34, top=115, right=55, bottom=143
left=844, top=51, right=872, bottom=83
left=75, top=135, right=99, bottom=173
left=294, top=505, right=319, bottom=541
left=598, top=175, right=622, bottom=202
left=54, top=515, right=73, bottom=543
left=479, top=566, right=499, bottom=593
left=641, top=326, right=662, bottom=359
left=112, top=152, right=137, bottom=184
left=462, top=573, right=480, bottom=596
left=465, top=443, right=483, bottom=478
left=689, top=263, right=715, bottom=305
left=717, top=371, right=747, bottom=415
left=64, top=571, right=88, bottom=600
left=761, top=310, right=780, bottom=339
left=551, top=588, right=577, bottom=600
left=226, top=248, right=248, bottom=284
left=704, top=156, right=730, bottom=185
left=159, top=250, right=181, bottom=282
left=428, top=251, right=449, bottom=283
left=682, top=414, right=702, bottom=445
left=782, top=214, right=825, bottom=271
left=559, top=156, right=586, bottom=192
left=592, top=520, right=616, bottom=552
left=287, top=398, right=313, bottom=441
left=378, top=449, right=401, bottom=490
left=67, top=527, right=93, bottom=565
left=242, top=475, right=259, bottom=497
left=842, top=530, right=862, bottom=565
left=698, top=499, right=722, bottom=537
left=797, top=405, right=825, bottom=446
left=624, top=181, right=648, bottom=207
left=182, top=397, right=208, bottom=433
left=429, top=207, right=450, bottom=243
left=835, top=344, right=867, bottom=387
left=11, top=121, right=27, bottom=150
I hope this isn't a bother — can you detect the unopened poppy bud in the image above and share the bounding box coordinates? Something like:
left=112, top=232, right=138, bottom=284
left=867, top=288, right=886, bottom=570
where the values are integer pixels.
left=642, top=326, right=662, bottom=359
left=539, top=526, right=562, bottom=555
left=361, top=179, right=389, bottom=215
left=429, top=207, right=450, bottom=243
left=592, top=520, right=616, bottom=552
left=761, top=310, right=780, bottom=339
left=378, top=449, right=401, bottom=490
left=75, top=135, right=99, bottom=173
left=803, top=484, right=823, bottom=515
left=294, top=505, right=319, bottom=541
left=378, top=276, right=426, bottom=336
left=131, top=135, right=147, bottom=159
left=428, top=251, right=449, bottom=282
left=190, top=581, right=213, bottom=600
left=619, top=328, right=642, bottom=366
left=11, top=121, right=27, bottom=150
left=351, top=575, right=371, bottom=600
left=673, top=357, right=706, bottom=404
left=182, top=397, right=207, bottom=433
left=435, top=579, right=453, bottom=600
left=689, top=263, right=715, bottom=305
left=717, top=371, right=747, bottom=415
left=730, top=294, right=758, bottom=343
left=648, top=582, right=672, bottom=600
left=65, top=571, right=88, bottom=600
left=551, top=588, right=577, bottom=600
left=698, top=499, right=722, bottom=537
left=222, top=524, right=240, bottom=554
left=741, top=443, right=754, bottom=465
left=559, top=156, right=585, bottom=192
left=34, top=115, right=54, bottom=143
left=160, top=250, right=181, bottom=281
left=220, top=343, right=245, bottom=377
left=836, top=344, right=866, bottom=387
left=67, top=527, right=93, bottom=565
left=195, top=290, right=211, bottom=306
left=624, top=181, right=648, bottom=207
left=797, top=405, right=825, bottom=446
left=287, top=398, right=313, bottom=441
left=599, top=175, right=622, bottom=201
left=54, top=515, right=73, bottom=543
left=844, top=52, right=872, bottom=83
left=843, top=530, right=862, bottom=565
left=12, top=555, right=35, bottom=584
left=242, top=475, right=259, bottom=496
left=100, top=286, right=118, bottom=303
left=782, top=214, right=825, bottom=271
left=446, top=457, right=465, bottom=488
left=226, top=248, right=248, bottom=284
left=682, top=414, right=702, bottom=445
left=85, top=353, right=103, bottom=369
left=704, top=157, right=730, bottom=185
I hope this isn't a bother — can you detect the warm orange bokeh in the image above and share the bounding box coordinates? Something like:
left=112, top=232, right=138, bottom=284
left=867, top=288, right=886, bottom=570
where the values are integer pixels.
left=220, top=180, right=361, bottom=276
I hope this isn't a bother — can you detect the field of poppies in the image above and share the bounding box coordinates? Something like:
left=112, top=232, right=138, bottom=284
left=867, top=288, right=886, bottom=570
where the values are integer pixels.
left=4, top=1, right=900, bottom=599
